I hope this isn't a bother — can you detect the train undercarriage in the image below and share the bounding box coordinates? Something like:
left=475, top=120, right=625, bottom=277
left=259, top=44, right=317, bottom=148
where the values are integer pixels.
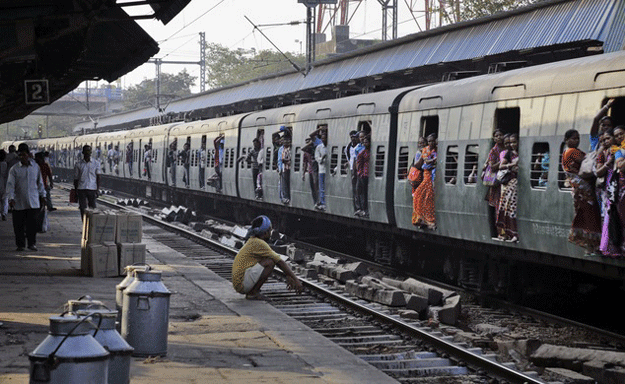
left=78, top=172, right=623, bottom=319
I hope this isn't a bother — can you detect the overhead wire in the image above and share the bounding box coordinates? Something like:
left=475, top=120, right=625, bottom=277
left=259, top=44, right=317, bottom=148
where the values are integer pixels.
left=160, top=0, right=229, bottom=44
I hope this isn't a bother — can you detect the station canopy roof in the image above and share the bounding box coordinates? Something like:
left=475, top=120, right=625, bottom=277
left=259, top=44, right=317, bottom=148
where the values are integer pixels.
left=0, top=0, right=192, bottom=125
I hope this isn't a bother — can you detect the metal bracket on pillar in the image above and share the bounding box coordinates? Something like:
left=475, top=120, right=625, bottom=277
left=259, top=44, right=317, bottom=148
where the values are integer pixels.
left=298, top=0, right=337, bottom=74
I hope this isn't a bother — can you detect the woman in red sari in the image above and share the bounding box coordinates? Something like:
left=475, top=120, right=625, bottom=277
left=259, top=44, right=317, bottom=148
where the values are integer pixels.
left=483, top=130, right=506, bottom=239
left=411, top=137, right=426, bottom=225
left=562, top=129, right=602, bottom=255
left=413, top=134, right=437, bottom=230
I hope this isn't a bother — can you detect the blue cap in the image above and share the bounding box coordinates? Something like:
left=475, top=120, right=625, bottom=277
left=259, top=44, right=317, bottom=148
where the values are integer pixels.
left=247, top=215, right=272, bottom=238
left=280, top=126, right=287, bottom=131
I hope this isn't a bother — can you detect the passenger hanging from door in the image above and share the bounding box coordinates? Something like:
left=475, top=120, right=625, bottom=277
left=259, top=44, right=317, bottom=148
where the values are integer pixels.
left=207, top=133, right=225, bottom=192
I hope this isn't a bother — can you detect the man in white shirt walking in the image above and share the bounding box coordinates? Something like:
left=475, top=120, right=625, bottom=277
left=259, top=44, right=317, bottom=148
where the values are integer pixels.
left=74, top=145, right=101, bottom=219
left=6, top=143, right=46, bottom=251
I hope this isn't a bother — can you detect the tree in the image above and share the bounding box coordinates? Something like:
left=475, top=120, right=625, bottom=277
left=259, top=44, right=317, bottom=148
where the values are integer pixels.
left=205, top=42, right=305, bottom=89
left=458, top=0, right=538, bottom=22
left=123, top=69, right=196, bottom=110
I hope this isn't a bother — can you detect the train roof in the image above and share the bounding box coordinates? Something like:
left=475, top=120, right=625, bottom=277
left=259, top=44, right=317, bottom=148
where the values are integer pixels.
left=73, top=0, right=625, bottom=134
left=399, top=50, right=625, bottom=111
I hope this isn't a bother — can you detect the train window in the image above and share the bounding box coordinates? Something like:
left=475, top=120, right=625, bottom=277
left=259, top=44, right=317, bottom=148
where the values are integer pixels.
left=330, top=146, right=339, bottom=176
left=266, top=147, right=271, bottom=171
left=420, top=116, right=439, bottom=138
left=494, top=108, right=520, bottom=135
left=229, top=148, right=234, bottom=168
left=445, top=146, right=458, bottom=185
left=247, top=147, right=252, bottom=169
left=340, top=146, right=348, bottom=176
left=240, top=148, right=247, bottom=169
left=210, top=149, right=215, bottom=168
left=464, top=145, right=479, bottom=184
left=294, top=147, right=301, bottom=172
left=558, top=143, right=572, bottom=191
left=397, top=146, right=410, bottom=180
left=531, top=143, right=550, bottom=189
left=375, top=145, right=385, bottom=178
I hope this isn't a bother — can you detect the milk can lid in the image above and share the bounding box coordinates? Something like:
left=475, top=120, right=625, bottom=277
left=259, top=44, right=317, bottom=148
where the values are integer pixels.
left=135, top=270, right=162, bottom=281
left=48, top=314, right=92, bottom=335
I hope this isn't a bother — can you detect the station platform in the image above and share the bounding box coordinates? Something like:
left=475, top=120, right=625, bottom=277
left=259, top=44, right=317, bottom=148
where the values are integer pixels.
left=0, top=189, right=398, bottom=384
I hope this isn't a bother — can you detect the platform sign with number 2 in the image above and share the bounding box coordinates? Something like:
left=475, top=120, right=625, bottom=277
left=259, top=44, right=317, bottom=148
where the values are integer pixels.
left=24, top=80, right=50, bottom=105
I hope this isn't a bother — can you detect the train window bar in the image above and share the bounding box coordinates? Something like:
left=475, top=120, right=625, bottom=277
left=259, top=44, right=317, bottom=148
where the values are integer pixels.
left=531, top=143, right=549, bottom=190
left=340, top=146, right=348, bottom=176
left=240, top=148, right=247, bottom=169
left=397, top=146, right=410, bottom=180
left=330, top=146, right=339, bottom=176
left=464, top=145, right=479, bottom=185
left=294, top=147, right=301, bottom=173
left=445, top=145, right=458, bottom=185
left=248, top=147, right=253, bottom=169
left=375, top=145, right=385, bottom=178
left=558, top=142, right=572, bottom=191
left=266, top=147, right=271, bottom=171
left=229, top=148, right=234, bottom=169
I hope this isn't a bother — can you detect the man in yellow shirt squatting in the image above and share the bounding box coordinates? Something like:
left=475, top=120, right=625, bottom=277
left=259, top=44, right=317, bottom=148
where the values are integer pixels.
left=232, top=215, right=303, bottom=300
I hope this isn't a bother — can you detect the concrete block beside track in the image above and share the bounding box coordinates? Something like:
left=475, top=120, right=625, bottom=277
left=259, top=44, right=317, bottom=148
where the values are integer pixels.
left=427, top=294, right=461, bottom=326
left=583, top=359, right=625, bottom=384
left=544, top=367, right=595, bottom=384
left=404, top=293, right=429, bottom=312
left=286, top=244, right=306, bottom=262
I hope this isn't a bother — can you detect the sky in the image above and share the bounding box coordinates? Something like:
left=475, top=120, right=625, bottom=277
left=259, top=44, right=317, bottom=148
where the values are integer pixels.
left=107, top=0, right=435, bottom=93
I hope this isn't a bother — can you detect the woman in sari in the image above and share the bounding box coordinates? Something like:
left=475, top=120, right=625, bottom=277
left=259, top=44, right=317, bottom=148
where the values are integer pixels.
left=411, top=137, right=426, bottom=225
left=496, top=134, right=519, bottom=242
left=605, top=126, right=625, bottom=257
left=483, top=130, right=506, bottom=239
left=562, top=129, right=602, bottom=255
left=413, top=134, right=437, bottom=230
left=596, top=129, right=622, bottom=256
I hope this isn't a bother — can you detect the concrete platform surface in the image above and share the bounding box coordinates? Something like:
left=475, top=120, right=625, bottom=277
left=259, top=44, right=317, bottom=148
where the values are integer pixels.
left=0, top=189, right=398, bottom=384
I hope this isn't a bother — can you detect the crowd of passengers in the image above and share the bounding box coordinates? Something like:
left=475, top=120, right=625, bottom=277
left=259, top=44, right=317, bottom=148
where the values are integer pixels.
left=262, top=126, right=372, bottom=216
left=21, top=98, right=623, bottom=258
left=562, top=99, right=625, bottom=257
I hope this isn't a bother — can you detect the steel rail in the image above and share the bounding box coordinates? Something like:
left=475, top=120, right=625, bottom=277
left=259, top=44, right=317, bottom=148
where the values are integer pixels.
left=94, top=195, right=546, bottom=384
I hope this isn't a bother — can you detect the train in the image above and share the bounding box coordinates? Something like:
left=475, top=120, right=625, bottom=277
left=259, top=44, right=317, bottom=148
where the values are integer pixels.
left=5, top=50, right=625, bottom=301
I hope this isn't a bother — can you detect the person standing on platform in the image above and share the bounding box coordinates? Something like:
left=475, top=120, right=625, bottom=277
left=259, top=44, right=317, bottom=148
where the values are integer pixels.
left=35, top=152, right=56, bottom=211
left=74, top=145, right=101, bottom=219
left=0, top=150, right=7, bottom=221
left=231, top=215, right=302, bottom=300
left=5, top=145, right=18, bottom=171
left=6, top=144, right=46, bottom=251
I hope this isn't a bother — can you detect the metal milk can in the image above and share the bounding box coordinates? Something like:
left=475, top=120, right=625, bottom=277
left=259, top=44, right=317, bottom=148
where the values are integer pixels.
left=76, top=309, right=134, bottom=384
left=115, top=264, right=150, bottom=331
left=29, top=312, right=109, bottom=384
left=121, top=269, right=171, bottom=357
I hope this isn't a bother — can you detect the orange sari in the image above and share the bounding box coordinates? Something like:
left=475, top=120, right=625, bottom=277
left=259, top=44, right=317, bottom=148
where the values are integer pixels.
left=413, top=146, right=436, bottom=228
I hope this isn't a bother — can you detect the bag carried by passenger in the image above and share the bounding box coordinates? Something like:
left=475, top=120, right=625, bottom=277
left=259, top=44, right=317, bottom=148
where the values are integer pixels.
left=407, top=166, right=423, bottom=188
left=496, top=169, right=512, bottom=185
left=481, top=165, right=497, bottom=186
left=69, top=188, right=78, bottom=203
left=578, top=150, right=598, bottom=180
left=37, top=208, right=48, bottom=233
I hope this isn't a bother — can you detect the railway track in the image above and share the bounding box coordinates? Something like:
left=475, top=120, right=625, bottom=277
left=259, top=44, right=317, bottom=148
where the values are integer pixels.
left=94, top=195, right=550, bottom=384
